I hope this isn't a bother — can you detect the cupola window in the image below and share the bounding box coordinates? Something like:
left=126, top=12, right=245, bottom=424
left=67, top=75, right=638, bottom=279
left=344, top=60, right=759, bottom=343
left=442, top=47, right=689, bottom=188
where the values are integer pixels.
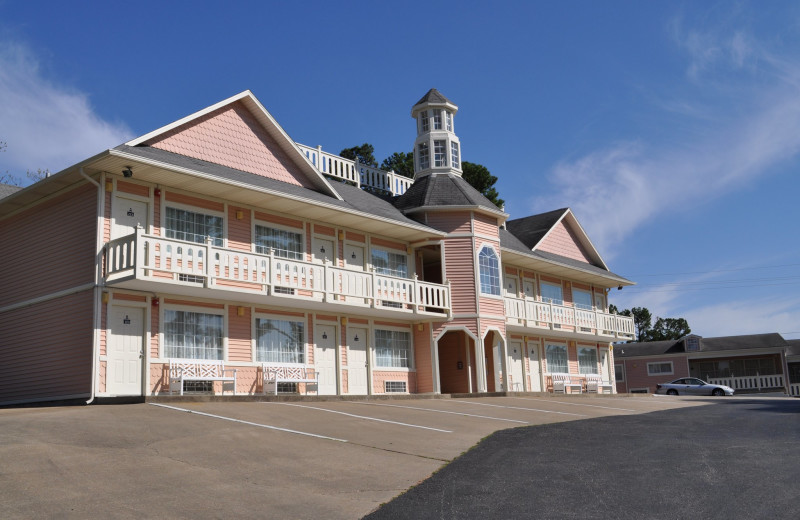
left=433, top=110, right=442, bottom=130
left=420, top=110, right=429, bottom=132
left=434, top=140, right=447, bottom=167
left=417, top=142, right=430, bottom=170
left=451, top=142, right=460, bottom=169
left=446, top=111, right=452, bottom=131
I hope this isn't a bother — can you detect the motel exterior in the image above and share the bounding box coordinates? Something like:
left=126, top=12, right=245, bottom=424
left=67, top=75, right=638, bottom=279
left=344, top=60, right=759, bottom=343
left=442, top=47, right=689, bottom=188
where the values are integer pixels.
left=0, top=89, right=635, bottom=405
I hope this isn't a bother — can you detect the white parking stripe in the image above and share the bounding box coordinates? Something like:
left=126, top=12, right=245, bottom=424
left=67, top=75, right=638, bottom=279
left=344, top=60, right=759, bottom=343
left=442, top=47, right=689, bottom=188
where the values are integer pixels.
left=149, top=403, right=347, bottom=442
left=354, top=402, right=529, bottom=424
left=448, top=400, right=586, bottom=417
left=507, top=397, right=638, bottom=412
left=270, top=403, right=453, bottom=433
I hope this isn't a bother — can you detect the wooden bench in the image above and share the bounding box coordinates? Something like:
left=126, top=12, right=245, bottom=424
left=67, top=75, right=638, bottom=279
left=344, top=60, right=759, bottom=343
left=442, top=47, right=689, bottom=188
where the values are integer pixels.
left=586, top=375, right=614, bottom=394
left=168, top=358, right=237, bottom=395
left=551, top=373, right=582, bottom=394
left=262, top=363, right=319, bottom=395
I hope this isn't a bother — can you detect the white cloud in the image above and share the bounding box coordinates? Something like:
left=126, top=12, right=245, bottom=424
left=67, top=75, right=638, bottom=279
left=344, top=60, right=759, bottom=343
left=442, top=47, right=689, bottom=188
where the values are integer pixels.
left=530, top=18, right=800, bottom=256
left=679, top=297, right=800, bottom=339
left=0, top=41, right=133, bottom=183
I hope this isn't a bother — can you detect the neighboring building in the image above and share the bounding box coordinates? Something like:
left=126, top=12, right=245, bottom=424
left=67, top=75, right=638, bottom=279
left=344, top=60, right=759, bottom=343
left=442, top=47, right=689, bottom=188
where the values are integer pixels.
left=0, top=183, right=23, bottom=199
left=0, top=89, right=635, bottom=405
left=614, top=333, right=792, bottom=394
left=788, top=339, right=800, bottom=397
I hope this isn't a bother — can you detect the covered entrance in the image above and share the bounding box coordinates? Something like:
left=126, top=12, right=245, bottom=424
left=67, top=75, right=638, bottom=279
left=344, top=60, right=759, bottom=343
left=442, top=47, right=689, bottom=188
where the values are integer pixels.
left=436, top=330, right=478, bottom=394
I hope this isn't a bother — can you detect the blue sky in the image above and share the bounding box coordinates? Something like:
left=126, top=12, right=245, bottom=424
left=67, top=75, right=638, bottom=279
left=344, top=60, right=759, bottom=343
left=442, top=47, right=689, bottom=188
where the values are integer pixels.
left=1, top=1, right=798, bottom=339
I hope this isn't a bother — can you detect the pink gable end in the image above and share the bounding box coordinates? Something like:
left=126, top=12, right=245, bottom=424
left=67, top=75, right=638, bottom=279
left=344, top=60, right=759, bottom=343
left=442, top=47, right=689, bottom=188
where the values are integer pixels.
left=538, top=220, right=593, bottom=263
left=144, top=101, right=316, bottom=189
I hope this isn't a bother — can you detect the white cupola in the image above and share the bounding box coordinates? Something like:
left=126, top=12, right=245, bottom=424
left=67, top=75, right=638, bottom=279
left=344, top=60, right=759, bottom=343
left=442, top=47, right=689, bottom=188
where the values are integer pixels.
left=411, top=89, right=462, bottom=180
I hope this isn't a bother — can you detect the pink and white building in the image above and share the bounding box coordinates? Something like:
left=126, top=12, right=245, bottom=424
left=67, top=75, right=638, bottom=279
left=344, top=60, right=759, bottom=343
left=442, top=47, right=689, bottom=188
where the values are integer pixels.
left=0, top=89, right=635, bottom=405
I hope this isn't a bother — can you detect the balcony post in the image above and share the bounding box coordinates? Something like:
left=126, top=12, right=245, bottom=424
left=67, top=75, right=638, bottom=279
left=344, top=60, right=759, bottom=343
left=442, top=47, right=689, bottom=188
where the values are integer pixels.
left=412, top=273, right=419, bottom=314
left=134, top=225, right=143, bottom=279
left=370, top=266, right=377, bottom=308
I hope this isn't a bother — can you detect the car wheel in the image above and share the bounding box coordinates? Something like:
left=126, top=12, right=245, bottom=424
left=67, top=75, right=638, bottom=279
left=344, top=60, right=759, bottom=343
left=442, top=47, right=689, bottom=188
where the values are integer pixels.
left=712, top=388, right=724, bottom=396
left=666, top=389, right=678, bottom=396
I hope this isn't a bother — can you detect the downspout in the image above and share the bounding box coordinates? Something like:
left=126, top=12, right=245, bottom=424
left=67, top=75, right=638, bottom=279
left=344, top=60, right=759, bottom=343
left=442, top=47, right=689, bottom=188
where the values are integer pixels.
left=80, top=167, right=104, bottom=405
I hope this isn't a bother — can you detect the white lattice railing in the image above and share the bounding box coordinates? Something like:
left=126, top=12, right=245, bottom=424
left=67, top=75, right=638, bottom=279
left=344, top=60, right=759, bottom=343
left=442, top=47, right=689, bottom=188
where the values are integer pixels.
left=503, top=296, right=635, bottom=340
left=106, top=228, right=450, bottom=315
left=791, top=383, right=800, bottom=397
left=708, top=374, right=785, bottom=392
left=296, top=143, right=413, bottom=195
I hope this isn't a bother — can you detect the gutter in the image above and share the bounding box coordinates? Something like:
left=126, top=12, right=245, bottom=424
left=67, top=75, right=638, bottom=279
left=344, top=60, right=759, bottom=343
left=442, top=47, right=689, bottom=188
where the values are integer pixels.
left=80, top=168, right=104, bottom=405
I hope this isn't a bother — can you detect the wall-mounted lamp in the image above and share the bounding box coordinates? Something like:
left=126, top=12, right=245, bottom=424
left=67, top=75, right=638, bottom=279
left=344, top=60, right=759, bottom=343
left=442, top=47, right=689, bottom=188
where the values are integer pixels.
left=417, top=323, right=424, bottom=332
left=617, top=285, right=623, bottom=290
left=154, top=187, right=161, bottom=197
left=338, top=231, right=344, bottom=241
left=237, top=306, right=245, bottom=317
left=406, top=246, right=413, bottom=255
left=122, top=166, right=133, bottom=178
left=340, top=317, right=347, bottom=326
left=151, top=297, right=159, bottom=307
left=235, top=210, right=244, bottom=220
left=101, top=292, right=109, bottom=304
left=105, top=181, right=113, bottom=192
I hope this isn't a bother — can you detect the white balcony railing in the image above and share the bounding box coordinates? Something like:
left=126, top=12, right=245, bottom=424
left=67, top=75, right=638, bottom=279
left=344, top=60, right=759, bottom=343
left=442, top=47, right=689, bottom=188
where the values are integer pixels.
left=503, top=296, right=635, bottom=340
left=708, top=374, right=786, bottom=393
left=296, top=143, right=413, bottom=196
left=105, top=229, right=450, bottom=316
left=791, top=383, right=800, bottom=397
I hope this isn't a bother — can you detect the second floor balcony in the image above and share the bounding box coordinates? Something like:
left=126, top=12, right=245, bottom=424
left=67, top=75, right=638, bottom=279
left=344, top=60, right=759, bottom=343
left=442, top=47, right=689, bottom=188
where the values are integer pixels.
left=504, top=296, right=635, bottom=341
left=105, top=229, right=451, bottom=320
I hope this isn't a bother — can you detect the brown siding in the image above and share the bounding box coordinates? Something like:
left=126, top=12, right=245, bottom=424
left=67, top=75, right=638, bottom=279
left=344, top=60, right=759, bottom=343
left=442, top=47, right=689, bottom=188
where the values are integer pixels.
left=371, top=237, right=406, bottom=251
left=414, top=323, right=433, bottom=393
left=473, top=213, right=499, bottom=238
left=227, top=206, right=251, bottom=251
left=0, top=290, right=94, bottom=403
left=0, top=183, right=97, bottom=306
left=254, top=211, right=303, bottom=229
left=117, top=180, right=150, bottom=198
left=165, top=191, right=224, bottom=212
left=228, top=305, right=251, bottom=362
left=443, top=237, right=477, bottom=314
left=425, top=212, right=471, bottom=233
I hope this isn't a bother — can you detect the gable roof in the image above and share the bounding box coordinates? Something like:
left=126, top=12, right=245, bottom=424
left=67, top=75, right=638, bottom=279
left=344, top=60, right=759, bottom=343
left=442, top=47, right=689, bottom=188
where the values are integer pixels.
left=0, top=183, right=23, bottom=200
left=394, top=173, right=506, bottom=217
left=125, top=90, right=342, bottom=200
left=615, top=333, right=789, bottom=358
left=787, top=339, right=800, bottom=358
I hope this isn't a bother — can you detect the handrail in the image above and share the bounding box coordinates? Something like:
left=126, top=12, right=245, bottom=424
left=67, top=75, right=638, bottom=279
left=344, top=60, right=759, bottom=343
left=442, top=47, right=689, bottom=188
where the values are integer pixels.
left=503, top=295, right=635, bottom=339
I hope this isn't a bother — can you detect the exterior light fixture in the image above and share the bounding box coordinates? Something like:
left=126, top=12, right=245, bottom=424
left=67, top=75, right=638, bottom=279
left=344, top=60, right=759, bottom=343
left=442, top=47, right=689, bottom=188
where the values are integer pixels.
left=122, top=166, right=133, bottom=178
left=235, top=210, right=244, bottom=220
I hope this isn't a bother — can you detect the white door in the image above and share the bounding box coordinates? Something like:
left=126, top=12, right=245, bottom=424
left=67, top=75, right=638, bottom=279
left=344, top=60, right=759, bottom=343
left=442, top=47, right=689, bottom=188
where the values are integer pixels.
left=315, top=324, right=338, bottom=395
left=504, top=275, right=519, bottom=298
left=111, top=197, right=148, bottom=240
left=527, top=341, right=542, bottom=391
left=523, top=280, right=536, bottom=299
left=492, top=343, right=504, bottom=391
left=509, top=341, right=525, bottom=391
left=313, top=237, right=335, bottom=265
left=347, top=327, right=368, bottom=395
left=107, top=306, right=144, bottom=395
left=600, top=347, right=611, bottom=384
left=344, top=244, right=364, bottom=270
left=594, top=292, right=606, bottom=312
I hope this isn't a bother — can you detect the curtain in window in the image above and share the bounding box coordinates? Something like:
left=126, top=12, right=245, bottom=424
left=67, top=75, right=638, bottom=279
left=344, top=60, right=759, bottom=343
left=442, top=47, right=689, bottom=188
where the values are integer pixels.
left=165, top=207, right=223, bottom=246
left=375, top=329, right=410, bottom=368
left=164, top=310, right=223, bottom=360
left=578, top=347, right=598, bottom=374
left=254, top=225, right=303, bottom=259
left=546, top=344, right=568, bottom=373
left=256, top=318, right=305, bottom=363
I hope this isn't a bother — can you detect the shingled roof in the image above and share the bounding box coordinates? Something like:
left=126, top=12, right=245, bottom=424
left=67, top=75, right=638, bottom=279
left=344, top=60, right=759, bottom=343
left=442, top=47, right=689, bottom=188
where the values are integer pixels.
left=413, top=88, right=454, bottom=107
left=615, top=333, right=789, bottom=358
left=506, top=208, right=569, bottom=250
left=393, top=173, right=502, bottom=214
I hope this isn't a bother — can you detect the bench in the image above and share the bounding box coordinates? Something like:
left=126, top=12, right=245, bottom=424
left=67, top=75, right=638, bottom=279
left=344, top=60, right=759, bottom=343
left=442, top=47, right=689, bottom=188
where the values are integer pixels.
left=262, top=363, right=319, bottom=395
left=586, top=375, right=614, bottom=394
left=168, top=358, right=237, bottom=395
left=551, top=373, right=582, bottom=394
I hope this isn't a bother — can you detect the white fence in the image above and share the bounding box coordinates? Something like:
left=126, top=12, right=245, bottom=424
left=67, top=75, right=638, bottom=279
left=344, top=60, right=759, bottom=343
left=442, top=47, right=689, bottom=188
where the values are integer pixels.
left=106, top=229, right=450, bottom=315
left=791, top=383, right=800, bottom=397
left=503, top=296, right=635, bottom=340
left=296, top=143, right=413, bottom=195
left=708, top=374, right=785, bottom=392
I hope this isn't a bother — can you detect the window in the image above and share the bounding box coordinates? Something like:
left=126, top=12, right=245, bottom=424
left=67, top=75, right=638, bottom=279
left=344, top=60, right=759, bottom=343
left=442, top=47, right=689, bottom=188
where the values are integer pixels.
left=420, top=110, right=429, bottom=132
left=165, top=207, right=223, bottom=246
left=451, top=142, right=460, bottom=169
left=647, top=361, right=674, bottom=376
left=371, top=249, right=408, bottom=278
left=433, top=110, right=442, bottom=130
left=433, top=140, right=447, bottom=167
left=615, top=364, right=625, bottom=382
left=478, top=246, right=500, bottom=295
left=255, top=224, right=303, bottom=259
left=256, top=318, right=305, bottom=363
left=417, top=142, right=430, bottom=170
left=546, top=344, right=568, bottom=373
left=164, top=310, right=223, bottom=360
left=446, top=111, right=452, bottom=131
left=578, top=347, right=598, bottom=374
left=573, top=289, right=593, bottom=310
left=375, top=329, right=410, bottom=368
left=685, top=336, right=700, bottom=352
left=540, top=282, right=563, bottom=305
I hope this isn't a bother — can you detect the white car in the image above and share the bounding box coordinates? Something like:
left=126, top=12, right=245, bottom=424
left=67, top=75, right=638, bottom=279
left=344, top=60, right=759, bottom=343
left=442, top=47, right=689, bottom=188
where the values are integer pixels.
left=655, top=378, right=734, bottom=396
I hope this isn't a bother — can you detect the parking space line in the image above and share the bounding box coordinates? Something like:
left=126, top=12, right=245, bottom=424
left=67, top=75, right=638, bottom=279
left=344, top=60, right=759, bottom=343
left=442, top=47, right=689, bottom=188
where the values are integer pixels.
left=354, top=402, right=529, bottom=424
left=448, top=400, right=586, bottom=417
left=149, top=403, right=347, bottom=442
left=269, top=403, right=453, bottom=433
left=507, top=397, right=638, bottom=412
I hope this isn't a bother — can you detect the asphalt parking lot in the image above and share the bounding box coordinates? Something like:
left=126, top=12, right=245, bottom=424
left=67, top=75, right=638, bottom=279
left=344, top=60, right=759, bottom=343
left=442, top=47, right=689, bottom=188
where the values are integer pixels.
left=0, top=395, right=785, bottom=519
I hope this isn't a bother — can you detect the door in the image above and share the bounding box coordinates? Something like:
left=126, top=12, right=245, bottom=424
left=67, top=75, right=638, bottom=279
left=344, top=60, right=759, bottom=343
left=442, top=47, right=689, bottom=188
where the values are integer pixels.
left=523, top=280, right=536, bottom=299
left=347, top=327, right=368, bottom=395
left=509, top=341, right=525, bottom=391
left=111, top=197, right=148, bottom=240
left=344, top=244, right=364, bottom=270
left=107, top=306, right=144, bottom=396
left=312, top=237, right=335, bottom=265
left=314, top=324, right=338, bottom=395
left=504, top=275, right=519, bottom=298
left=594, top=292, right=606, bottom=312
left=599, top=347, right=611, bottom=384
left=527, top=341, right=542, bottom=391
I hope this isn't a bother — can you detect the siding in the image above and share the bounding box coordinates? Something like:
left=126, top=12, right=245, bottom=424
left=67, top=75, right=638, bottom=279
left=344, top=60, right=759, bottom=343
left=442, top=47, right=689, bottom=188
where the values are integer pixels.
left=227, top=206, right=251, bottom=251
left=228, top=305, right=251, bottom=362
left=538, top=220, right=592, bottom=263
left=0, top=183, right=96, bottom=306
left=424, top=211, right=471, bottom=234
left=0, top=290, right=94, bottom=404
left=165, top=191, right=224, bottom=212
left=473, top=213, right=499, bottom=238
left=443, top=237, right=476, bottom=314
left=146, top=101, right=317, bottom=189
left=619, top=355, right=689, bottom=393
left=414, top=322, right=434, bottom=393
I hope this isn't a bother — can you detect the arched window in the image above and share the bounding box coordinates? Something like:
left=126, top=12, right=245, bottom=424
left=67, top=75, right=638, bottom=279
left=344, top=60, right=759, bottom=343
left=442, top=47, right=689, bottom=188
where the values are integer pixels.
left=478, top=246, right=500, bottom=295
